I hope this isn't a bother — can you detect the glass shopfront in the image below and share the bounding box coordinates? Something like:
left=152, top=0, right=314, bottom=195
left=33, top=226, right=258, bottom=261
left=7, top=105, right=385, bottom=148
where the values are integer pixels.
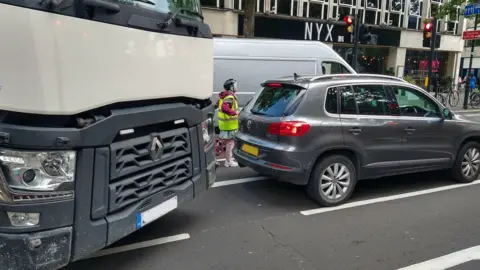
left=403, top=50, right=450, bottom=87
left=333, top=45, right=390, bottom=75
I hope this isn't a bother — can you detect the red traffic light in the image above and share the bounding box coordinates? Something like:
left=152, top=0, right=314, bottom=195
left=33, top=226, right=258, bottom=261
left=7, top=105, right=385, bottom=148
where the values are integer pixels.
left=424, top=22, right=433, bottom=32
left=344, top=15, right=353, bottom=26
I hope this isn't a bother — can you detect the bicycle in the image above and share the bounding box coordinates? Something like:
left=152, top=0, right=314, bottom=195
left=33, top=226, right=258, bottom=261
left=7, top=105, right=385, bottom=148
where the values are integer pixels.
left=435, top=85, right=460, bottom=107
left=469, top=88, right=480, bottom=109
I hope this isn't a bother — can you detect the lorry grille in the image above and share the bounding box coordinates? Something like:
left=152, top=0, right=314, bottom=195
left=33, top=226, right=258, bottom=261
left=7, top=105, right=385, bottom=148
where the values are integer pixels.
left=110, top=128, right=191, bottom=180
left=107, top=127, right=192, bottom=212
left=108, top=157, right=192, bottom=212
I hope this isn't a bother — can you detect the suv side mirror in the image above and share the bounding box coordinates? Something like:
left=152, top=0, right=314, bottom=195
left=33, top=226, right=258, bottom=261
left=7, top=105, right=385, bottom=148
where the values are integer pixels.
left=442, top=108, right=451, bottom=119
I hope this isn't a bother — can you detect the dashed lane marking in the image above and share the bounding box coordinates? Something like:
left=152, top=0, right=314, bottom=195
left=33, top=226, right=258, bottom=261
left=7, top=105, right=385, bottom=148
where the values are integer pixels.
left=81, top=233, right=190, bottom=260
left=300, top=180, right=480, bottom=216
left=397, top=245, right=480, bottom=270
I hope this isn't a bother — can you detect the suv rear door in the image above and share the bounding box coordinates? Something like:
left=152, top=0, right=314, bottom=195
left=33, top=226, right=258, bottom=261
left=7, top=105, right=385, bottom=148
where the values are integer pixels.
left=338, top=84, right=404, bottom=177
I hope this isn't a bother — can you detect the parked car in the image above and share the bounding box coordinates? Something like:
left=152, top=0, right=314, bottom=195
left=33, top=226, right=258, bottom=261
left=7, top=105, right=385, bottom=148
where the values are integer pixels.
left=234, top=74, right=480, bottom=206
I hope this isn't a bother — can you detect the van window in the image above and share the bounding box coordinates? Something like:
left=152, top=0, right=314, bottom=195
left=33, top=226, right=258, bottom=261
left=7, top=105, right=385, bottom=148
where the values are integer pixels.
left=250, top=86, right=305, bottom=117
left=322, top=62, right=351, bottom=75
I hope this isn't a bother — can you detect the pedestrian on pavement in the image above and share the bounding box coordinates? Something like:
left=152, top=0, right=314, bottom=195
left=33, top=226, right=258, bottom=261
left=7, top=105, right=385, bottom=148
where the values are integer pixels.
left=216, top=78, right=239, bottom=167
left=469, top=72, right=477, bottom=93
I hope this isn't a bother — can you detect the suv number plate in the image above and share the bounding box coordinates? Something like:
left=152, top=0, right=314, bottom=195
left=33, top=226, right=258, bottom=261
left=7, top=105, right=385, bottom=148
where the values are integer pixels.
left=242, top=144, right=259, bottom=156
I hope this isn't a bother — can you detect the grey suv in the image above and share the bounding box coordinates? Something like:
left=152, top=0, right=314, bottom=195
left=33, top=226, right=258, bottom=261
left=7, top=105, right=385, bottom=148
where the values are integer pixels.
left=234, top=74, right=480, bottom=206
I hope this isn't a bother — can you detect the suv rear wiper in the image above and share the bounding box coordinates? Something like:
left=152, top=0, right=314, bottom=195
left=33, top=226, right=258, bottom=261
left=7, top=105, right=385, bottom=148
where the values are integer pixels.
left=250, top=110, right=268, bottom=116
left=160, top=8, right=204, bottom=30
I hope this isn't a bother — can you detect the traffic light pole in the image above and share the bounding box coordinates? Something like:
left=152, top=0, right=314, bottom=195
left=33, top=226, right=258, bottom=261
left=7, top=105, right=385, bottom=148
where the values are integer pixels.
left=351, top=10, right=362, bottom=70
left=427, top=18, right=437, bottom=97
left=464, top=14, right=479, bottom=109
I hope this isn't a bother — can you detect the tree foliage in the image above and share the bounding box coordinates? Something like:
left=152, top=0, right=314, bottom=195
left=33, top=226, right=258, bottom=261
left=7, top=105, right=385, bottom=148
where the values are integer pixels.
left=435, top=0, right=475, bottom=20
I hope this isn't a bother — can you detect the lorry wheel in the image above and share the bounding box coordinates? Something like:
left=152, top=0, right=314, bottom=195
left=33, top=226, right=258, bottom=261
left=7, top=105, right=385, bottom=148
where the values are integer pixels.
left=307, top=155, right=357, bottom=207
left=452, top=141, right=480, bottom=183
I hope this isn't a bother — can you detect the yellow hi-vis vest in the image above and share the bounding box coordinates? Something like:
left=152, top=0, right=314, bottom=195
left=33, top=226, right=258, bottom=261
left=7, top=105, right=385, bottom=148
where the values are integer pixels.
left=217, top=95, right=239, bottom=131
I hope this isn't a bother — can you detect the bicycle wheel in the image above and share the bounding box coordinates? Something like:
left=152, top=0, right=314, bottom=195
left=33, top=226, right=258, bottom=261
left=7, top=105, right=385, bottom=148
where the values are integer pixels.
left=470, top=93, right=480, bottom=109
left=448, top=91, right=460, bottom=107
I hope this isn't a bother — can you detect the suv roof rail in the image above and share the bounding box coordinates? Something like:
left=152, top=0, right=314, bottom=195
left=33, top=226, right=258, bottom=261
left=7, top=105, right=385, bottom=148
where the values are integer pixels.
left=309, top=74, right=406, bottom=82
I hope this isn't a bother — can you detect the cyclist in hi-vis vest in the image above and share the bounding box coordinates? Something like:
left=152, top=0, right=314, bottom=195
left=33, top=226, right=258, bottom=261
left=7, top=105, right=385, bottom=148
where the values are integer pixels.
left=217, top=78, right=239, bottom=167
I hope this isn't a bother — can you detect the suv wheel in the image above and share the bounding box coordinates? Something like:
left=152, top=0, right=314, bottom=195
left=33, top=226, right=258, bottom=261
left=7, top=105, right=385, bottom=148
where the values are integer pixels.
left=307, top=155, right=357, bottom=207
left=453, top=141, right=480, bottom=183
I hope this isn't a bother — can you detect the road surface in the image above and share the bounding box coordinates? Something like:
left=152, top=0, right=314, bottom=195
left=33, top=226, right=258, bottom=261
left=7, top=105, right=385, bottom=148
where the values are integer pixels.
left=63, top=110, right=480, bottom=270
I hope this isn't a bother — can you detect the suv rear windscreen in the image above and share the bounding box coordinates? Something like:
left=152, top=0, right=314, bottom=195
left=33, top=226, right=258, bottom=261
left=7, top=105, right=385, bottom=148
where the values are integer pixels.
left=250, top=85, right=305, bottom=117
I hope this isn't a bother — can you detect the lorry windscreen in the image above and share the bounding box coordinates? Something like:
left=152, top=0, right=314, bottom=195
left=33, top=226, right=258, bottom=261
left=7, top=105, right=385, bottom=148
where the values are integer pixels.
left=133, top=0, right=203, bottom=20
left=0, top=0, right=211, bottom=39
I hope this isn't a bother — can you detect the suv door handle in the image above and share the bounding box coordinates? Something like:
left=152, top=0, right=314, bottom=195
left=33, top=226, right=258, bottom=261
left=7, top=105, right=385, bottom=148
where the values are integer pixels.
left=349, top=127, right=362, bottom=134
left=404, top=127, right=415, bottom=133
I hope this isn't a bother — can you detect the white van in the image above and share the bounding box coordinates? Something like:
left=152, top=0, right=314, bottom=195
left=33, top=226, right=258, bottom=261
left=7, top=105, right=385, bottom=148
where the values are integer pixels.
left=213, top=38, right=357, bottom=108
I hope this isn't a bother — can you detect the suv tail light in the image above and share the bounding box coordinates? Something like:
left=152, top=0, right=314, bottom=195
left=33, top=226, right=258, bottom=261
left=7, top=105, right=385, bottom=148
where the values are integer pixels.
left=267, top=121, right=310, bottom=137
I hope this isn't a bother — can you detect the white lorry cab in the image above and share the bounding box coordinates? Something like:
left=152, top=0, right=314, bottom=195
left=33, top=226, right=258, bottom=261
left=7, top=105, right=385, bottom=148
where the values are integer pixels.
left=0, top=1, right=216, bottom=269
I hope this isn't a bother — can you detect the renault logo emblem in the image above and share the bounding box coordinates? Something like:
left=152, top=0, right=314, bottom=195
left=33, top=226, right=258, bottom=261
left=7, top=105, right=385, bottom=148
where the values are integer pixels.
left=149, top=136, right=163, bottom=161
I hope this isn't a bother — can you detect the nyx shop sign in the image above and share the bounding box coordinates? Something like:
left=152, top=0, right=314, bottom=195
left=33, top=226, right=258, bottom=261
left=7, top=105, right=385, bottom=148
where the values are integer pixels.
left=238, top=15, right=401, bottom=47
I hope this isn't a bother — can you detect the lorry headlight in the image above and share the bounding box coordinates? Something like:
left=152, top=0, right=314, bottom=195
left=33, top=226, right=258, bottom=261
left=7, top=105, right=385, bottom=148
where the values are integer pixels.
left=7, top=212, right=40, bottom=227
left=0, top=149, right=76, bottom=192
left=202, top=117, right=214, bottom=145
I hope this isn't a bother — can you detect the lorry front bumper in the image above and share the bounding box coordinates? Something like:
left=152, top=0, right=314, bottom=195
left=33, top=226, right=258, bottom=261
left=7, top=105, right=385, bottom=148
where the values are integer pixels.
left=0, top=156, right=216, bottom=270
left=0, top=227, right=72, bottom=270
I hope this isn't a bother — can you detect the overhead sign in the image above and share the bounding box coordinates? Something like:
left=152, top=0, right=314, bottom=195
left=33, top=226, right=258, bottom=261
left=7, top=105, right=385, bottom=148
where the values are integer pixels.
left=237, top=15, right=401, bottom=47
left=464, top=4, right=480, bottom=16
left=463, top=30, right=480, bottom=40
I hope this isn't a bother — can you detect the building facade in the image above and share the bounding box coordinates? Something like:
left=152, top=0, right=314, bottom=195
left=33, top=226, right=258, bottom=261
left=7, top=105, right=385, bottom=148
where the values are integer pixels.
left=201, top=0, right=467, bottom=85
left=461, top=20, right=480, bottom=80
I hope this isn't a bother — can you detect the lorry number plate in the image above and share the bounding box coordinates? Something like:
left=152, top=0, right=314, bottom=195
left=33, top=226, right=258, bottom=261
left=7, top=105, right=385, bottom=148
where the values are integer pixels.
left=136, top=196, right=178, bottom=229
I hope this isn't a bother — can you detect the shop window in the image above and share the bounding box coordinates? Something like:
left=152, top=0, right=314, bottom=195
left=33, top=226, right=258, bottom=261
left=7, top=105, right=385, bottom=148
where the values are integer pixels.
left=389, top=0, right=403, bottom=12
left=365, top=10, right=379, bottom=24
left=353, top=85, right=389, bottom=116
left=322, top=61, right=351, bottom=74
left=409, top=0, right=420, bottom=16
left=364, top=0, right=380, bottom=9
left=276, top=0, right=293, bottom=15
left=404, top=50, right=449, bottom=87
left=309, top=2, right=324, bottom=18
left=200, top=0, right=219, bottom=7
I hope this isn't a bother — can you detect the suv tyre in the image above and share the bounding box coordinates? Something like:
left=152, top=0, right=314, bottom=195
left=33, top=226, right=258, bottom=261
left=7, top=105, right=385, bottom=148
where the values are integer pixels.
left=452, top=141, right=480, bottom=183
left=307, top=155, right=357, bottom=206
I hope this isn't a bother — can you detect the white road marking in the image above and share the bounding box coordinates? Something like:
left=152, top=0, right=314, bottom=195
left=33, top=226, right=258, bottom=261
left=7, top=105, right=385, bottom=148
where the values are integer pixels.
left=216, top=158, right=226, bottom=162
left=212, top=176, right=269, bottom=188
left=82, top=233, right=190, bottom=260
left=397, top=245, right=480, bottom=270
left=453, top=109, right=480, bottom=113
left=463, top=113, right=480, bottom=117
left=300, top=180, right=480, bottom=216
